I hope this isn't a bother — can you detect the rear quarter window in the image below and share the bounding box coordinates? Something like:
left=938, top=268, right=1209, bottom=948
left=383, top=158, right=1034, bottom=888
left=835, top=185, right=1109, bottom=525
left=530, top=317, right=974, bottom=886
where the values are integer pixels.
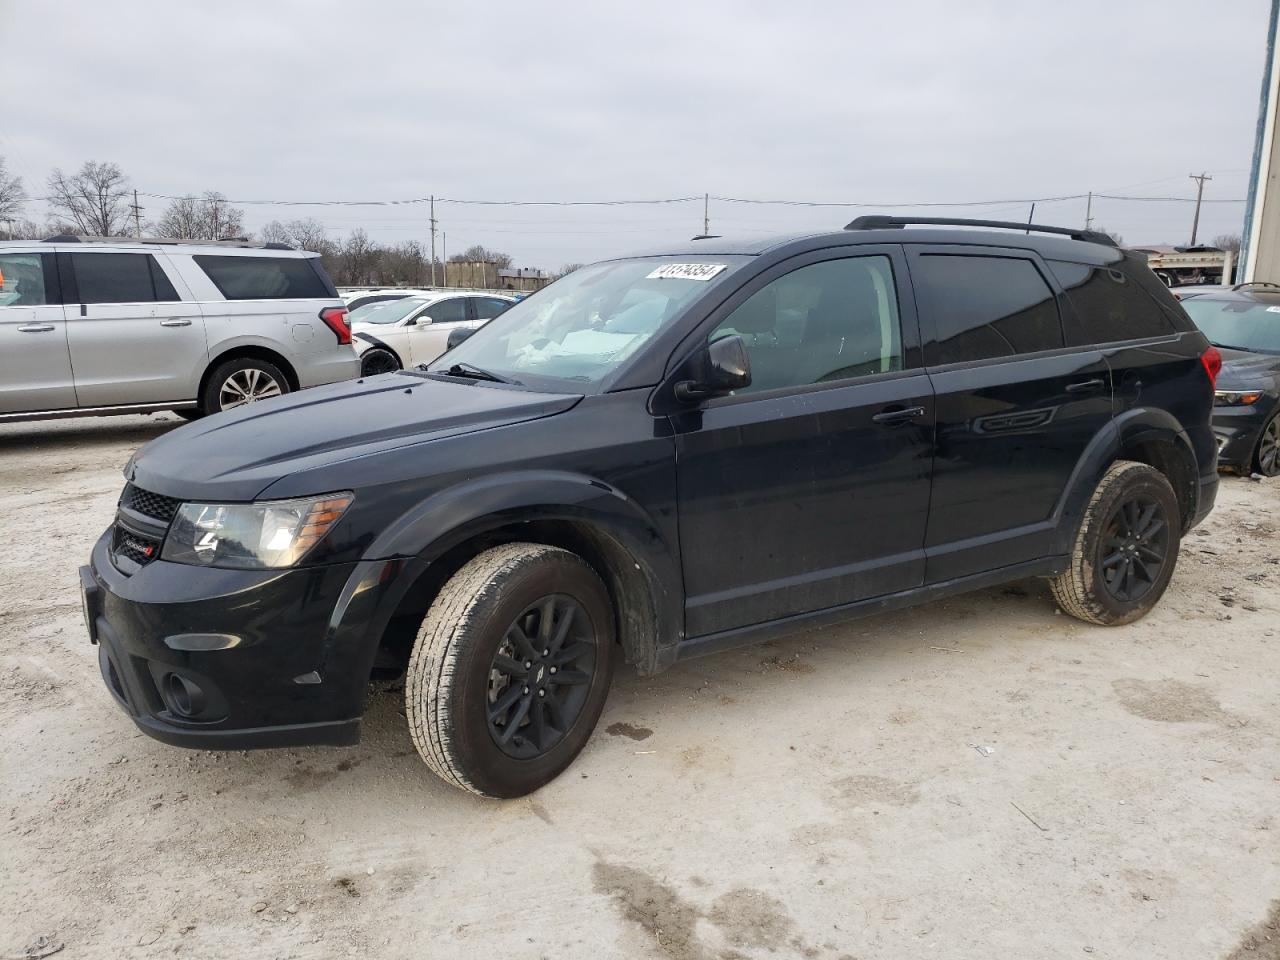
left=194, top=255, right=333, bottom=300
left=1048, top=260, right=1177, bottom=345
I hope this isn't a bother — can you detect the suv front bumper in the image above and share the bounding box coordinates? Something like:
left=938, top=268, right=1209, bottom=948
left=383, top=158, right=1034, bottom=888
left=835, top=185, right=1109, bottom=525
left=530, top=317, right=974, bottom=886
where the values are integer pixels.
left=81, top=530, right=407, bottom=750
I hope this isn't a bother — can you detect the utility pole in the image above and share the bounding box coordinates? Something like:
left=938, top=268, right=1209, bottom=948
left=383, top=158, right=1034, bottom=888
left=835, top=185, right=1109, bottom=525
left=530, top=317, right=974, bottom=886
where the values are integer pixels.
left=703, top=192, right=710, bottom=236
left=442, top=232, right=447, bottom=287
left=131, top=190, right=144, bottom=238
left=429, top=195, right=438, bottom=286
left=1189, top=172, right=1213, bottom=245
left=1084, top=191, right=1093, bottom=230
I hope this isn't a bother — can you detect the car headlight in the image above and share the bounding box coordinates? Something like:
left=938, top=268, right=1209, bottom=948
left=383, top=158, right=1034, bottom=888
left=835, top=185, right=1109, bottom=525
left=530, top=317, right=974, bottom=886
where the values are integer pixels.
left=161, top=493, right=353, bottom=569
left=1214, top=390, right=1263, bottom=406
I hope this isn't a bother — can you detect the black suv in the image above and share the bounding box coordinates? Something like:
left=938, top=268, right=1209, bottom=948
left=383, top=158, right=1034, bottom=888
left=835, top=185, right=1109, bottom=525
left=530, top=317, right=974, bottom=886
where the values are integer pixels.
left=80, top=216, right=1220, bottom=798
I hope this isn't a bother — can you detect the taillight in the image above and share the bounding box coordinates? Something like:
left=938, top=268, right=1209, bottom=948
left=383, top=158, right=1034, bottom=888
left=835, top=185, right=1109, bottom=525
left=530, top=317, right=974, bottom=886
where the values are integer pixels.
left=1200, top=346, right=1222, bottom=389
left=320, top=306, right=351, bottom=345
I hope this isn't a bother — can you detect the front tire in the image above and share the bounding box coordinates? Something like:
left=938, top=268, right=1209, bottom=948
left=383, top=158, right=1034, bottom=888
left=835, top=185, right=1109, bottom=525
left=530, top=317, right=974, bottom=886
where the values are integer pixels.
left=406, top=543, right=616, bottom=798
left=1254, top=413, right=1280, bottom=477
left=360, top=347, right=401, bottom=377
left=1050, top=460, right=1181, bottom=626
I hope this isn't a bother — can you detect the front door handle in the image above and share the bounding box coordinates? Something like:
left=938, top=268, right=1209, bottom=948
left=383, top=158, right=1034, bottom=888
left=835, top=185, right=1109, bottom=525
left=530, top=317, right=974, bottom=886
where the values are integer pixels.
left=871, top=405, right=927, bottom=424
left=1065, top=378, right=1106, bottom=394
left=16, top=323, right=56, bottom=333
left=159, top=319, right=192, bottom=327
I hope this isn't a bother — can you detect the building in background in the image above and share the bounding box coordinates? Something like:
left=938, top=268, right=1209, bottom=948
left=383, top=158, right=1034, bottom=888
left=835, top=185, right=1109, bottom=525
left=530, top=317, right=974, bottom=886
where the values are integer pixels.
left=1243, top=0, right=1280, bottom=281
left=498, top=267, right=552, bottom=292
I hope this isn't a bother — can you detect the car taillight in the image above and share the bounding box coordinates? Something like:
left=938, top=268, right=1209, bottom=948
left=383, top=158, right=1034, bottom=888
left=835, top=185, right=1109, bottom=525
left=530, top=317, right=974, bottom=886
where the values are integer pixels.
left=320, top=306, right=351, bottom=345
left=1200, top=346, right=1222, bottom=390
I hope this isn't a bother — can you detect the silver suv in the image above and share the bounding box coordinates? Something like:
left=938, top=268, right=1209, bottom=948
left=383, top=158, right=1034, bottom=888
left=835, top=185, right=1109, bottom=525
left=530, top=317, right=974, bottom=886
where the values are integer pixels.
left=0, top=236, right=359, bottom=422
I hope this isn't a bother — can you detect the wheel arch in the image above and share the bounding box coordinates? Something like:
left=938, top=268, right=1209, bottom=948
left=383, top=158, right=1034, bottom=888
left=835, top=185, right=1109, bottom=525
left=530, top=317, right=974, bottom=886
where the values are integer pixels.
left=200, top=343, right=301, bottom=402
left=1052, top=408, right=1200, bottom=554
left=366, top=471, right=683, bottom=679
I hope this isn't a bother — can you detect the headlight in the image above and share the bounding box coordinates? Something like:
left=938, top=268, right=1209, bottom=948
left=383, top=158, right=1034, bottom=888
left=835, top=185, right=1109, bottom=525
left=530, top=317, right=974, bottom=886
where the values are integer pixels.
left=1214, top=390, right=1263, bottom=406
left=161, top=493, right=353, bottom=569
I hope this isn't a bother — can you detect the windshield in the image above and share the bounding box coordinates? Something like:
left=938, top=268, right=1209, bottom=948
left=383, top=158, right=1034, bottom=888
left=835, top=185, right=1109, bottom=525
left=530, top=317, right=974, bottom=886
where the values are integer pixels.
left=1182, top=298, right=1280, bottom=355
left=350, top=297, right=429, bottom=325
left=427, top=256, right=749, bottom=388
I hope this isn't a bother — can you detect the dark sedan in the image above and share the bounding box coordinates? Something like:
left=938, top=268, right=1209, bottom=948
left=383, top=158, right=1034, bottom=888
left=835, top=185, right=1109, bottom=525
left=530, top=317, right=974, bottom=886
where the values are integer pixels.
left=1180, top=285, right=1280, bottom=475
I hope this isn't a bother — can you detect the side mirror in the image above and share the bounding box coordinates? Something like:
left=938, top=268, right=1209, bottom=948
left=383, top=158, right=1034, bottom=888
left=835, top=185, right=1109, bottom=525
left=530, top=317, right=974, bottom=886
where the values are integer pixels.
left=446, top=326, right=476, bottom=350
left=407, top=315, right=431, bottom=327
left=674, top=334, right=751, bottom=401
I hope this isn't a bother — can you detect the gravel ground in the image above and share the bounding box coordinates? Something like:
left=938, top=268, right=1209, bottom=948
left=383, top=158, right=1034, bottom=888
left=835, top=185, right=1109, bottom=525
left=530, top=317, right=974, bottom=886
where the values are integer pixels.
left=2, top=414, right=1279, bottom=960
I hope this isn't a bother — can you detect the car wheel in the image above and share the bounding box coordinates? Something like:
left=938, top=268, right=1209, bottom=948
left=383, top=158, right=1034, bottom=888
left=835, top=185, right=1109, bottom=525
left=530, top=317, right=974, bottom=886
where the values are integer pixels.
left=360, top=347, right=401, bottom=377
left=173, top=409, right=202, bottom=421
left=406, top=543, right=616, bottom=798
left=1253, top=413, right=1280, bottom=477
left=202, top=357, right=290, bottom=414
left=1050, top=460, right=1181, bottom=626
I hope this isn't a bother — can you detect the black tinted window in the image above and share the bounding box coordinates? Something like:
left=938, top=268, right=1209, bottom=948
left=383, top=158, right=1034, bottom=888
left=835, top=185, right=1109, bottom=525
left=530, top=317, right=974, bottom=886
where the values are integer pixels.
left=710, top=256, right=903, bottom=394
left=194, top=255, right=330, bottom=300
left=915, top=254, right=1062, bottom=364
left=425, top=298, right=469, bottom=324
left=1048, top=260, right=1176, bottom=345
left=72, top=252, right=178, bottom=304
left=473, top=297, right=511, bottom=320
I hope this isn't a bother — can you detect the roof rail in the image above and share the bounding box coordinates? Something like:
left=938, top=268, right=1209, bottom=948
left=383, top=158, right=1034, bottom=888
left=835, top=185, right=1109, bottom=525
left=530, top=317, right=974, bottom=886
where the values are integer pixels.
left=1231, top=281, right=1280, bottom=291
left=40, top=235, right=295, bottom=251
left=843, top=215, right=1118, bottom=247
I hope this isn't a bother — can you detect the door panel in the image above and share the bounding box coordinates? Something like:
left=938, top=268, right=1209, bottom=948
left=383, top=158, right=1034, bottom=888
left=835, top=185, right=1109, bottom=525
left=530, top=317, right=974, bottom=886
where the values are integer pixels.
left=407, top=297, right=471, bottom=366
left=906, top=244, right=1115, bottom=581
left=672, top=247, right=933, bottom=637
left=0, top=251, right=75, bottom=414
left=63, top=252, right=207, bottom=406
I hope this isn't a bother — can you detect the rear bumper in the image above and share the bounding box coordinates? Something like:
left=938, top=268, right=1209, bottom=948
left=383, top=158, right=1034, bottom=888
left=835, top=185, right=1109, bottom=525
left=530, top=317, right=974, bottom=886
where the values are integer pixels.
left=82, top=530, right=414, bottom=751
left=294, top=348, right=360, bottom=389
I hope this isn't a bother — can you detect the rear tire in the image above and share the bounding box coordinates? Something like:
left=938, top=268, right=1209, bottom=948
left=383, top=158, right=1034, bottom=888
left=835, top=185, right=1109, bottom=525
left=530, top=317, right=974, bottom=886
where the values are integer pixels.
left=406, top=543, right=616, bottom=798
left=201, top=357, right=290, bottom=414
left=1050, top=460, right=1181, bottom=626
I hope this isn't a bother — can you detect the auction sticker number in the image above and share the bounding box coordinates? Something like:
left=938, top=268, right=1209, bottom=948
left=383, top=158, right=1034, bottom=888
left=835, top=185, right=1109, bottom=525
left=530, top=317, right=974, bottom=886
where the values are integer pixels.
left=646, top=263, right=728, bottom=281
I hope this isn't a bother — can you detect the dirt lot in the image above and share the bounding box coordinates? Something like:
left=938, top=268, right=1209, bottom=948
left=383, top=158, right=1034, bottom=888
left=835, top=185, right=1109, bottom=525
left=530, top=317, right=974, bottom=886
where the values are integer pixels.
left=2, top=415, right=1279, bottom=960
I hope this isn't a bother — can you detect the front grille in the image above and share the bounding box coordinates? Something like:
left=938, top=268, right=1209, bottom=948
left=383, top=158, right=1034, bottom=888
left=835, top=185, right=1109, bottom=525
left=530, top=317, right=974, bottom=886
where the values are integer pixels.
left=113, top=528, right=161, bottom=566
left=121, top=484, right=182, bottom=524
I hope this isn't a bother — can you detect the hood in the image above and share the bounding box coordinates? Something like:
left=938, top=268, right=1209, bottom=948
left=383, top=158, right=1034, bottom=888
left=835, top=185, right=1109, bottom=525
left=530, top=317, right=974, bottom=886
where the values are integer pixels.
left=129, top=373, right=581, bottom=501
left=1217, top=347, right=1280, bottom=386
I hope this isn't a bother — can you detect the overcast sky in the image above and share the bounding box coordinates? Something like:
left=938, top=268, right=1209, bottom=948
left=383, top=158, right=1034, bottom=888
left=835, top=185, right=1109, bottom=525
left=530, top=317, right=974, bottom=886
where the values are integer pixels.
left=1, top=0, right=1271, bottom=268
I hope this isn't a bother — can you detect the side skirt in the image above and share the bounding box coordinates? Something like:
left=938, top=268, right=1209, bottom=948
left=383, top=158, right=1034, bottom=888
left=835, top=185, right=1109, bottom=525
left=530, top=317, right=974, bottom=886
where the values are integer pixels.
left=674, top=555, right=1068, bottom=662
left=0, top=400, right=197, bottom=424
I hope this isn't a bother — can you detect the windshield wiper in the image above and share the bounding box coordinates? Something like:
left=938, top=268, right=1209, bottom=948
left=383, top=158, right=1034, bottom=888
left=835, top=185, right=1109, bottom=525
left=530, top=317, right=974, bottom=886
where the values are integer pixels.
left=440, top=362, right=518, bottom=385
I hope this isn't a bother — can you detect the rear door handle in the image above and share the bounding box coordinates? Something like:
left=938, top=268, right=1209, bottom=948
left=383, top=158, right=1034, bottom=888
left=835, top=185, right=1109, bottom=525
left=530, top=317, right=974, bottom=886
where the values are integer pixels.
left=1065, top=378, right=1106, bottom=394
left=159, top=319, right=192, bottom=327
left=16, top=323, right=56, bottom=333
left=871, top=405, right=927, bottom=424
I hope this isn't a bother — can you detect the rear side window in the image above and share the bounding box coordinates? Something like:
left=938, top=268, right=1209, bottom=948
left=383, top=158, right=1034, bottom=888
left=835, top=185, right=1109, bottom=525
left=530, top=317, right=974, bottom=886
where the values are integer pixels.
left=473, top=297, right=511, bottom=320
left=1048, top=260, right=1176, bottom=345
left=0, top=253, right=49, bottom=306
left=71, top=253, right=180, bottom=304
left=194, top=255, right=331, bottom=300
left=913, top=254, right=1063, bottom=364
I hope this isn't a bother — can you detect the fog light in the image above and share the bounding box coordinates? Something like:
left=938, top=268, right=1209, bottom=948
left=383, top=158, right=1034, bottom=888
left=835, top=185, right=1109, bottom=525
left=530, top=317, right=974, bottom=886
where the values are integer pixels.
left=163, top=673, right=206, bottom=718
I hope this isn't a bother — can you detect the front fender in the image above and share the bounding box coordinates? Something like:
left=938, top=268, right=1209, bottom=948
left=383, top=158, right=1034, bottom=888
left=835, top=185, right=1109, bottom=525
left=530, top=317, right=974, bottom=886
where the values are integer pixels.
left=367, top=469, right=684, bottom=672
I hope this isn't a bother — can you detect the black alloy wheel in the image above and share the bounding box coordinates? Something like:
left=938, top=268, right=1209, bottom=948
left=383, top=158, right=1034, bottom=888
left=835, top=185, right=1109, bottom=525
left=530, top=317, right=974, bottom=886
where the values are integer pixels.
left=486, top=594, right=596, bottom=760
left=361, top=348, right=401, bottom=376
left=1256, top=415, right=1280, bottom=477
left=1099, top=494, right=1170, bottom=603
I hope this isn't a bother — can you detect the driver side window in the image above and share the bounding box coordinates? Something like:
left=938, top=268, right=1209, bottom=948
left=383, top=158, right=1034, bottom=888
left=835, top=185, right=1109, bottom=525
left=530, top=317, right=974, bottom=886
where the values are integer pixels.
left=425, top=298, right=469, bottom=325
left=710, top=256, right=902, bottom=394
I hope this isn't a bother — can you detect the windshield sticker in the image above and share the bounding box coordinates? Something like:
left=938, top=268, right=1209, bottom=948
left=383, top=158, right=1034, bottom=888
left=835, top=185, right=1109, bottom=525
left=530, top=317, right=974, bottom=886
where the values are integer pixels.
left=646, top=263, right=728, bottom=281
left=1267, top=306, right=1280, bottom=313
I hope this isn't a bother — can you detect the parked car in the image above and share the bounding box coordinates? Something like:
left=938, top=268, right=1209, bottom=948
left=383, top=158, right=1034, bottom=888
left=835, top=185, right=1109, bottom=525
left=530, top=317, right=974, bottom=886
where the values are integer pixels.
left=1178, top=283, right=1280, bottom=475
left=349, top=292, right=514, bottom=374
left=340, top=287, right=435, bottom=312
left=0, top=236, right=357, bottom=422
left=81, top=216, right=1219, bottom=798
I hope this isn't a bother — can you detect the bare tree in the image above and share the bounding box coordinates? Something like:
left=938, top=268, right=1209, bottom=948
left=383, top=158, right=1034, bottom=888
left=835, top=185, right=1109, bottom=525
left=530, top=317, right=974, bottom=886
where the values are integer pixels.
left=557, top=262, right=585, bottom=277
left=455, top=244, right=513, bottom=270
left=1212, top=232, right=1242, bottom=253
left=46, top=161, right=132, bottom=236
left=338, top=229, right=379, bottom=286
left=152, top=191, right=246, bottom=239
left=0, top=157, right=25, bottom=234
